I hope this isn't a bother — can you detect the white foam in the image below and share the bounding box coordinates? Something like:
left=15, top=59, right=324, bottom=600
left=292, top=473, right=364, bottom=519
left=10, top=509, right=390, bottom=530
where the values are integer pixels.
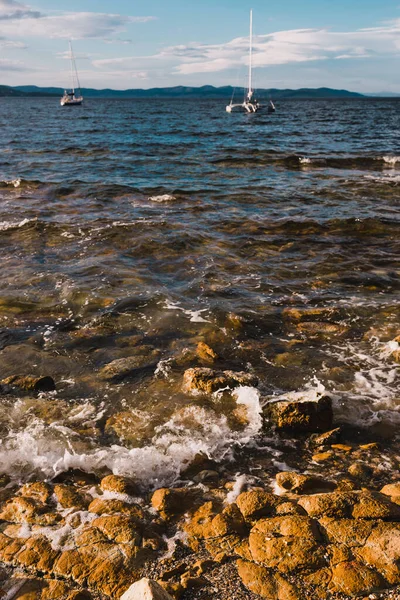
left=0, top=387, right=263, bottom=488
left=0, top=217, right=36, bottom=231
left=225, top=474, right=249, bottom=504
left=264, top=378, right=327, bottom=406
left=382, top=155, right=400, bottom=166
left=299, top=157, right=312, bottom=164
left=148, top=194, right=176, bottom=203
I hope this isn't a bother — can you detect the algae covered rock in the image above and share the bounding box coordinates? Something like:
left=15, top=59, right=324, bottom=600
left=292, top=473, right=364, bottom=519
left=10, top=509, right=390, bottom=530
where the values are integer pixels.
left=151, top=487, right=198, bottom=520
left=236, top=490, right=280, bottom=523
left=264, top=394, right=333, bottom=433
left=276, top=471, right=336, bottom=494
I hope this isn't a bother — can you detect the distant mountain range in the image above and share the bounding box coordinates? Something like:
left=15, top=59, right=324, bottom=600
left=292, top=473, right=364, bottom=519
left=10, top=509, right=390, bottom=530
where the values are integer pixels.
left=0, top=84, right=367, bottom=99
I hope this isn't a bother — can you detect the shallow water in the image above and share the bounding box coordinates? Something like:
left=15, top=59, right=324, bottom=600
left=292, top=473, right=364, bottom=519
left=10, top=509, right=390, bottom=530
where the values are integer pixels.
left=0, top=97, right=399, bottom=485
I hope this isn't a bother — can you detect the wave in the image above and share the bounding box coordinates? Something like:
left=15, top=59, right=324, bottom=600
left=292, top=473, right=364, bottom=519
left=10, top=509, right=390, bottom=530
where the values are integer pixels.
left=0, top=387, right=263, bottom=486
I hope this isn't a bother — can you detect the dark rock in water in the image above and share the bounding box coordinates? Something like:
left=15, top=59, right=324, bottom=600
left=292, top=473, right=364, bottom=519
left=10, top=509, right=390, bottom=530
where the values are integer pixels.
left=263, top=395, right=333, bottom=433
left=99, top=348, right=161, bottom=382
left=0, top=374, right=55, bottom=393
left=183, top=367, right=258, bottom=394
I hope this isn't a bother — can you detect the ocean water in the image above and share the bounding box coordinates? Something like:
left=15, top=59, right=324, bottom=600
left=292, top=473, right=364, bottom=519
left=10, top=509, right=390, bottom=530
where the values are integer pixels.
left=0, top=97, right=399, bottom=486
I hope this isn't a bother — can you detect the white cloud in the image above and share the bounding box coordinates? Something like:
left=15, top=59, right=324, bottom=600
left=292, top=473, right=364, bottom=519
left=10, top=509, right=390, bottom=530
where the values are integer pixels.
left=0, top=1, right=155, bottom=39
left=154, top=22, right=400, bottom=75
left=0, top=57, right=26, bottom=69
left=0, top=36, right=26, bottom=47
left=0, top=0, right=41, bottom=20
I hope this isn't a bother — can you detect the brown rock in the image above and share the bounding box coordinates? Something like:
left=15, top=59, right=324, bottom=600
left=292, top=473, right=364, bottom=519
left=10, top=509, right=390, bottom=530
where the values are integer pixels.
left=354, top=522, right=400, bottom=584
left=330, top=561, right=384, bottom=596
left=250, top=515, right=321, bottom=540
left=183, top=367, right=258, bottom=394
left=348, top=463, right=373, bottom=480
left=88, top=498, right=144, bottom=520
left=236, top=490, right=280, bottom=522
left=249, top=517, right=325, bottom=573
left=309, top=428, right=341, bottom=447
left=0, top=496, right=60, bottom=525
left=184, top=502, right=216, bottom=539
left=210, top=503, right=246, bottom=537
left=320, top=518, right=374, bottom=547
left=264, top=395, right=333, bottom=433
left=196, top=342, right=218, bottom=363
left=276, top=471, right=336, bottom=494
left=16, top=535, right=59, bottom=572
left=93, top=515, right=141, bottom=547
left=151, top=488, right=196, bottom=520
left=298, top=492, right=359, bottom=518
left=351, top=491, right=400, bottom=520
left=237, top=559, right=300, bottom=599
left=100, top=474, right=139, bottom=496
left=54, top=484, right=90, bottom=510
left=312, top=451, right=334, bottom=463
left=20, top=482, right=52, bottom=503
left=381, top=482, right=400, bottom=501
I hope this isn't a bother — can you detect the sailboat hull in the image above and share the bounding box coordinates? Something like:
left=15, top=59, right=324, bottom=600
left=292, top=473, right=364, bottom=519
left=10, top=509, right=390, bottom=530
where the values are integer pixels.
left=60, top=97, right=83, bottom=106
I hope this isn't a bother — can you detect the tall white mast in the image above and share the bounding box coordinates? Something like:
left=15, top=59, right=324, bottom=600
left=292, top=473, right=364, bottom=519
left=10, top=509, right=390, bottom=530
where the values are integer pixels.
left=248, top=9, right=253, bottom=101
left=69, top=40, right=75, bottom=93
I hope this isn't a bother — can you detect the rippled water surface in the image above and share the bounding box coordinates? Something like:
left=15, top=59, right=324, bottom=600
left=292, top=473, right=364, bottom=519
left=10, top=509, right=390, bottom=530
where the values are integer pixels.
left=0, top=97, right=399, bottom=485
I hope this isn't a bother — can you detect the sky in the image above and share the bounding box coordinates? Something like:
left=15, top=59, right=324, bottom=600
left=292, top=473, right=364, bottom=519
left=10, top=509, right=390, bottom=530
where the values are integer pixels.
left=1, top=0, right=400, bottom=92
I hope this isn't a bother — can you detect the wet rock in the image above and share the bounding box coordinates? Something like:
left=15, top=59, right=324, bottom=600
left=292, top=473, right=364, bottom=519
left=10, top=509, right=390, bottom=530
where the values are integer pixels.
left=264, top=395, right=333, bottom=433
left=192, top=469, right=219, bottom=484
left=183, top=367, right=258, bottom=394
left=236, top=490, right=281, bottom=523
left=196, top=342, right=218, bottom=363
left=180, top=452, right=218, bottom=478
left=100, top=474, right=139, bottom=497
left=275, top=471, right=336, bottom=494
left=120, top=578, right=174, bottom=600
left=237, top=559, right=300, bottom=599
left=1, top=374, right=55, bottom=393
left=151, top=488, right=197, bottom=520
left=0, top=496, right=61, bottom=525
left=20, top=482, right=52, bottom=503
left=184, top=501, right=216, bottom=539
left=88, top=498, right=144, bottom=520
left=296, top=321, right=349, bottom=338
left=105, top=411, right=155, bottom=447
left=99, top=349, right=160, bottom=382
left=348, top=463, right=374, bottom=480
left=312, top=451, right=334, bottom=463
left=54, top=484, right=91, bottom=510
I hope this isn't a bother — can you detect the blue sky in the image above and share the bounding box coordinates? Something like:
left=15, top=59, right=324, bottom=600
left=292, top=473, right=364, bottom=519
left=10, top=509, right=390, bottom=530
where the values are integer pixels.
left=1, top=0, right=400, bottom=91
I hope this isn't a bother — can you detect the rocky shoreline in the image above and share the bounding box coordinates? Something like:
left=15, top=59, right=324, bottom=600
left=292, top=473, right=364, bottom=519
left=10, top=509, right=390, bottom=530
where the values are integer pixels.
left=0, top=412, right=399, bottom=599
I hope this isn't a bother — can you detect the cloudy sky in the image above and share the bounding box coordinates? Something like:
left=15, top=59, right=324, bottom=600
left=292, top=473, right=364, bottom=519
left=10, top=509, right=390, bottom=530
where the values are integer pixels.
left=1, top=0, right=400, bottom=92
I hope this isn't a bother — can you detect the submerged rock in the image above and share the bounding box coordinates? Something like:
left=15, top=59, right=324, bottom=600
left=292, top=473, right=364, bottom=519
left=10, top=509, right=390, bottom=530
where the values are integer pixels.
left=0, top=374, right=55, bottom=393
left=183, top=367, right=258, bottom=394
left=264, top=394, right=333, bottom=433
left=99, top=348, right=160, bottom=382
left=120, top=578, right=174, bottom=600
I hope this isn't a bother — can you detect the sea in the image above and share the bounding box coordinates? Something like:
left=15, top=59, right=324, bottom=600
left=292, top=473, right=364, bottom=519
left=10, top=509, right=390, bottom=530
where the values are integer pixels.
left=0, top=96, right=399, bottom=487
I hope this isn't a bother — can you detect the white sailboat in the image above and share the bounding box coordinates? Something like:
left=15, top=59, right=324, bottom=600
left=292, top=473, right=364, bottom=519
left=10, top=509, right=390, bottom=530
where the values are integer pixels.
left=226, top=10, right=275, bottom=114
left=60, top=41, right=83, bottom=106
